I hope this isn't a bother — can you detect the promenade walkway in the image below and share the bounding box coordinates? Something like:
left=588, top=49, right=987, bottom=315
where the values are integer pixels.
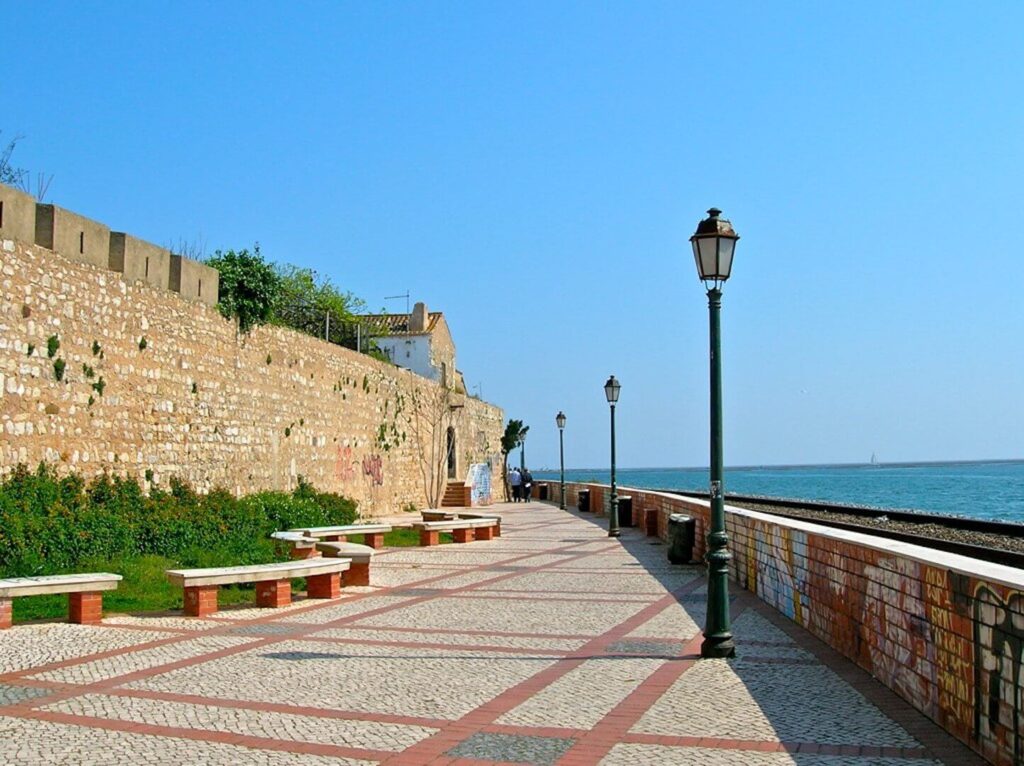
left=0, top=501, right=983, bottom=765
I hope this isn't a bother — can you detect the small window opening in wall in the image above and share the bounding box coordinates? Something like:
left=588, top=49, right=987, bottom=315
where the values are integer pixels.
left=145, top=257, right=150, bottom=278
left=79, top=232, right=85, bottom=254
left=198, top=279, right=203, bottom=297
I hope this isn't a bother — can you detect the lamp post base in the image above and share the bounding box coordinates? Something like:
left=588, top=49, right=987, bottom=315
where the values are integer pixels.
left=700, top=634, right=736, bottom=659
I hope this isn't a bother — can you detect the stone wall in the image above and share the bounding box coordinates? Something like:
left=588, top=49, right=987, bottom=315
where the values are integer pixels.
left=542, top=481, right=1024, bottom=766
left=0, top=237, right=504, bottom=515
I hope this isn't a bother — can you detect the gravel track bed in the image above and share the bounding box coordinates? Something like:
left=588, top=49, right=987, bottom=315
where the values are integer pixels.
left=730, top=501, right=1024, bottom=556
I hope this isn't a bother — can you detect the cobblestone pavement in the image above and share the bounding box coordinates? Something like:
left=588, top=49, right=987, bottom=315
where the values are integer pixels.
left=0, top=502, right=984, bottom=765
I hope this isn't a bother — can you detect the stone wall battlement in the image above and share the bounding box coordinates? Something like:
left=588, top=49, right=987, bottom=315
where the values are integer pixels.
left=0, top=182, right=217, bottom=306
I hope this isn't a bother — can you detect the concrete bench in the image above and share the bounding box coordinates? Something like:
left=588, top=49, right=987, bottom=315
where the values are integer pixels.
left=291, top=523, right=392, bottom=549
left=412, top=518, right=499, bottom=546
left=314, top=541, right=375, bottom=586
left=420, top=511, right=502, bottom=536
left=166, top=559, right=350, bottom=617
left=0, top=573, right=122, bottom=629
left=271, top=531, right=319, bottom=559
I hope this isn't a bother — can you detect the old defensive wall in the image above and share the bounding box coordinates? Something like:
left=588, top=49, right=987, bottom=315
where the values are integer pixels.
left=0, top=182, right=504, bottom=513
left=541, top=481, right=1024, bottom=766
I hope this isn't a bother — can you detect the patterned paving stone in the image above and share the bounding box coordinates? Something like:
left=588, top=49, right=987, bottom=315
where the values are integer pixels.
left=599, top=743, right=944, bottom=766
left=352, top=594, right=649, bottom=635
left=102, top=615, right=223, bottom=632
left=29, top=634, right=256, bottom=685
left=497, top=656, right=665, bottom=730
left=277, top=595, right=419, bottom=624
left=0, top=716, right=373, bottom=765
left=448, top=732, right=576, bottom=764
left=315, top=626, right=589, bottom=651
left=627, top=601, right=703, bottom=640
left=43, top=693, right=438, bottom=751
left=0, top=683, right=50, bottom=705
left=126, top=639, right=557, bottom=720
left=606, top=639, right=686, bottom=656
left=0, top=623, right=170, bottom=675
left=631, top=659, right=921, bottom=747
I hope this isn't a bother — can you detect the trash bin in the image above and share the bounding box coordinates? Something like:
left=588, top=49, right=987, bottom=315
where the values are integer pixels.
left=617, top=496, right=634, bottom=527
left=539, top=484, right=549, bottom=501
left=578, top=489, right=591, bottom=513
left=667, top=513, right=696, bottom=564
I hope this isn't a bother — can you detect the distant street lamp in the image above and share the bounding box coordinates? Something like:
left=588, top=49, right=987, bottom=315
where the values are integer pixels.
left=518, top=432, right=526, bottom=473
left=690, top=207, right=739, bottom=659
left=604, top=375, right=621, bottom=538
left=556, top=411, right=567, bottom=509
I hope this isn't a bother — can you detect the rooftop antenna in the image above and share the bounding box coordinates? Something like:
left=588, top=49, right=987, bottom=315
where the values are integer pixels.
left=384, top=290, right=410, bottom=314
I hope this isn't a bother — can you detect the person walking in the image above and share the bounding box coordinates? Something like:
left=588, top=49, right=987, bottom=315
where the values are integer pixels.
left=509, top=467, right=522, bottom=502
left=522, top=468, right=534, bottom=502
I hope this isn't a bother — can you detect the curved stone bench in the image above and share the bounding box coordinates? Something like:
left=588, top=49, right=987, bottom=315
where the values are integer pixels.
left=291, top=523, right=392, bottom=549
left=315, top=542, right=375, bottom=586
left=0, top=573, right=122, bottom=629
left=412, top=518, right=499, bottom=546
left=271, top=531, right=320, bottom=559
left=420, top=511, right=502, bottom=536
left=166, top=559, right=349, bottom=617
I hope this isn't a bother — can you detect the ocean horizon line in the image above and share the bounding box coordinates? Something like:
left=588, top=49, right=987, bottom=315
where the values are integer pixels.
left=535, top=457, right=1024, bottom=473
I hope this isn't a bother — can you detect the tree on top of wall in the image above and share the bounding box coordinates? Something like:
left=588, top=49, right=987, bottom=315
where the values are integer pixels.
left=500, top=419, right=529, bottom=501
left=206, top=245, right=281, bottom=333
left=1, top=131, right=53, bottom=201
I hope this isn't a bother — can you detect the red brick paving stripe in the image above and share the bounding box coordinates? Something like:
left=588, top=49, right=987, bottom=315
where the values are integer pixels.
left=552, top=603, right=748, bottom=766
left=379, top=576, right=709, bottom=766
left=18, top=708, right=396, bottom=762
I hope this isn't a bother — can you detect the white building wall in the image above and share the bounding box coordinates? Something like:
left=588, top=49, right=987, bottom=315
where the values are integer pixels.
left=375, top=336, right=438, bottom=381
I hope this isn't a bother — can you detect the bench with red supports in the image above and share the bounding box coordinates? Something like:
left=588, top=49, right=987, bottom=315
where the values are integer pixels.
left=412, top=518, right=499, bottom=546
left=0, top=573, right=122, bottom=629
left=165, top=559, right=350, bottom=618
left=290, top=523, right=392, bottom=549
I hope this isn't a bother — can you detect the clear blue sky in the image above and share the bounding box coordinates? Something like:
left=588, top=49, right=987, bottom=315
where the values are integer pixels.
left=5, top=3, right=1023, bottom=470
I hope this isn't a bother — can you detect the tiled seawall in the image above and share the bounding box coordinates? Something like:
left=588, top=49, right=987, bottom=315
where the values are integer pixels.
left=542, top=481, right=1024, bottom=766
left=0, top=237, right=504, bottom=515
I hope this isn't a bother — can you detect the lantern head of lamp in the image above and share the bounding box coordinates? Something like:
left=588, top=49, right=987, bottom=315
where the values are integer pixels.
left=690, top=208, right=740, bottom=290
left=556, top=411, right=566, bottom=430
left=604, top=375, right=621, bottom=405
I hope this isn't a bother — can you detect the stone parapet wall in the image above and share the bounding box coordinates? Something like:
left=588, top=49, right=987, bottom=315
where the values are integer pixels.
left=0, top=237, right=504, bottom=515
left=541, top=480, right=1023, bottom=766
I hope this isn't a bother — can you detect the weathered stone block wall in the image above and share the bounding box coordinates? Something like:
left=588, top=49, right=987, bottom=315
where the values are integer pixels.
left=109, top=233, right=171, bottom=290
left=0, top=238, right=504, bottom=516
left=542, top=481, right=1023, bottom=766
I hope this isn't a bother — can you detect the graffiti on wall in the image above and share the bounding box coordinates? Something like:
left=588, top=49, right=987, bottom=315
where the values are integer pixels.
left=334, top=445, right=356, bottom=483
left=468, top=463, right=492, bottom=506
left=863, top=557, right=937, bottom=716
left=972, top=585, right=1023, bottom=763
left=362, top=454, right=384, bottom=486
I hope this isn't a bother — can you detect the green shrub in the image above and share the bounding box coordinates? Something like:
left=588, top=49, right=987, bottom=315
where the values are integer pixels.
left=0, top=464, right=358, bottom=578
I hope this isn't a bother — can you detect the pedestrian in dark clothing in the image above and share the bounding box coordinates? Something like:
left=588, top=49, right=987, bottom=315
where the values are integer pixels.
left=522, top=469, right=533, bottom=502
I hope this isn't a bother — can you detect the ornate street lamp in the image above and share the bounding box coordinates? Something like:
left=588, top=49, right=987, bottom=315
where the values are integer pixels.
left=604, top=375, right=621, bottom=538
left=690, top=207, right=739, bottom=659
left=518, top=432, right=526, bottom=473
left=556, top=411, right=567, bottom=509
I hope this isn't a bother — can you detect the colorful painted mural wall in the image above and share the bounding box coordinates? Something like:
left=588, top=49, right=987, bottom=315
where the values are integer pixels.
left=543, top=481, right=1023, bottom=766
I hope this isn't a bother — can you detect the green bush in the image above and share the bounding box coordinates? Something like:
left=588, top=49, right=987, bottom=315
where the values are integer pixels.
left=0, top=464, right=358, bottom=577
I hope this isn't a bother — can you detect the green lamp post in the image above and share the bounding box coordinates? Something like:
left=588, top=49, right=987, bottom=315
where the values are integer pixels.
left=690, top=207, right=739, bottom=660
left=556, top=411, right=567, bottom=509
left=604, top=375, right=621, bottom=538
left=519, top=432, right=526, bottom=474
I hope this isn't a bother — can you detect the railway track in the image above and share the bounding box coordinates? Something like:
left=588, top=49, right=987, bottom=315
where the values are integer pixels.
left=671, top=491, right=1024, bottom=569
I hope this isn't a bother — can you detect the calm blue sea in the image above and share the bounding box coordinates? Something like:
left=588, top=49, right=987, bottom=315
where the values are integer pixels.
left=534, top=461, right=1024, bottom=524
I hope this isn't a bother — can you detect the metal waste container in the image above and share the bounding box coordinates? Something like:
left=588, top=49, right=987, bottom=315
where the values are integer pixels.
left=578, top=489, right=591, bottom=513
left=667, top=513, right=696, bottom=564
left=617, top=496, right=634, bottom=527
left=539, top=484, right=549, bottom=501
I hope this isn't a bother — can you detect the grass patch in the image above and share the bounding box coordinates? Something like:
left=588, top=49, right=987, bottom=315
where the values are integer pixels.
left=382, top=528, right=455, bottom=547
